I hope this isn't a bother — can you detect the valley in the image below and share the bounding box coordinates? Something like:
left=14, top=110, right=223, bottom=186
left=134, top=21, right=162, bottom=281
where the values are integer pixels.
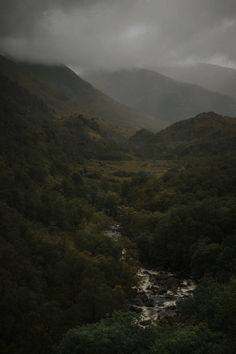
left=83, top=159, right=173, bottom=181
left=0, top=55, right=236, bottom=354
left=1, top=0, right=236, bottom=352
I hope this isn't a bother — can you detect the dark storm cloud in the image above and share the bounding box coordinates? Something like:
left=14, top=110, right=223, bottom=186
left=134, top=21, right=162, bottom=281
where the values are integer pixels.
left=1, top=0, right=236, bottom=69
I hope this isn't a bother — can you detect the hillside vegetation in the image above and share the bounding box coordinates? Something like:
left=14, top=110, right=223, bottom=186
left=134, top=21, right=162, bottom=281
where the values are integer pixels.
left=130, top=112, right=236, bottom=158
left=0, top=56, right=155, bottom=137
left=0, top=60, right=236, bottom=354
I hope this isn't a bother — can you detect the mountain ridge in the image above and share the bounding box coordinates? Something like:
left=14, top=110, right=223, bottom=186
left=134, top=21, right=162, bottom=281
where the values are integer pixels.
left=0, top=55, right=158, bottom=137
left=85, top=68, right=236, bottom=127
left=0, top=71, right=128, bottom=162
left=129, top=112, right=236, bottom=158
left=158, top=63, right=236, bottom=100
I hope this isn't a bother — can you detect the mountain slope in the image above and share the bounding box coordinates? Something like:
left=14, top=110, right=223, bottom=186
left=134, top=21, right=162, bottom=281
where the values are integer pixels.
left=0, top=72, right=128, bottom=162
left=0, top=56, right=158, bottom=136
left=129, top=112, right=236, bottom=158
left=159, top=63, right=236, bottom=100
left=85, top=69, right=236, bottom=127
left=0, top=73, right=137, bottom=354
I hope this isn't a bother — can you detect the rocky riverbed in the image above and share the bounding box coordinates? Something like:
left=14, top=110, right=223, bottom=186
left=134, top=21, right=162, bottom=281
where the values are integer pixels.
left=131, top=268, right=196, bottom=326
left=105, top=224, right=196, bottom=326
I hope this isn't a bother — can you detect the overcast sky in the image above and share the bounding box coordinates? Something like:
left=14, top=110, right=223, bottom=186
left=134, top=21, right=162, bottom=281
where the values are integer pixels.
left=1, top=0, right=236, bottom=70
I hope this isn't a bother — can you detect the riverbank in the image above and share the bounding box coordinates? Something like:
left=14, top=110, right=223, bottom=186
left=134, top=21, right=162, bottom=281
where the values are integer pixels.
left=132, top=268, right=195, bottom=326
left=105, top=224, right=196, bottom=326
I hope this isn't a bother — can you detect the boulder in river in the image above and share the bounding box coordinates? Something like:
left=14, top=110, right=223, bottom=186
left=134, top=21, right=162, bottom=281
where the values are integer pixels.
left=156, top=296, right=166, bottom=306
left=166, top=291, right=175, bottom=300
left=146, top=298, right=155, bottom=307
left=143, top=270, right=150, bottom=275
left=133, top=297, right=144, bottom=306
left=158, top=287, right=168, bottom=295
left=156, top=272, right=174, bottom=280
left=140, top=319, right=152, bottom=327
left=130, top=305, right=143, bottom=313
left=140, top=294, right=155, bottom=307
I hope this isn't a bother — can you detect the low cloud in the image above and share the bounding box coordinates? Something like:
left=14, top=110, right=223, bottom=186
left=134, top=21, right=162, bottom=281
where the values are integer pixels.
left=1, top=0, right=236, bottom=70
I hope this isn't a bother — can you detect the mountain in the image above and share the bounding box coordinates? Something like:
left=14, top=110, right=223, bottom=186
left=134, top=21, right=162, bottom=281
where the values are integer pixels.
left=1, top=61, right=236, bottom=354
left=0, top=72, right=128, bottom=163
left=159, top=63, right=236, bottom=100
left=85, top=69, right=236, bottom=127
left=129, top=112, right=236, bottom=158
left=0, top=56, right=157, bottom=137
left=0, top=73, right=137, bottom=354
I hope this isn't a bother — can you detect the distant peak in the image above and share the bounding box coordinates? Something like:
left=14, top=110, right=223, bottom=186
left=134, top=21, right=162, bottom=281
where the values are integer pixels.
left=194, top=112, right=223, bottom=119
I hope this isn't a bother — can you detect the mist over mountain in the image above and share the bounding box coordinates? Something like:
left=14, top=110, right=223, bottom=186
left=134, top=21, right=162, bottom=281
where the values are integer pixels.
left=1, top=1, right=236, bottom=354
left=159, top=63, right=236, bottom=100
left=0, top=56, right=158, bottom=137
left=86, top=68, right=236, bottom=127
left=1, top=0, right=236, bottom=72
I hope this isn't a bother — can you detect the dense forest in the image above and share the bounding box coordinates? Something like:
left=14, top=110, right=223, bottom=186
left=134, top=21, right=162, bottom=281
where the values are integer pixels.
left=0, top=57, right=236, bottom=354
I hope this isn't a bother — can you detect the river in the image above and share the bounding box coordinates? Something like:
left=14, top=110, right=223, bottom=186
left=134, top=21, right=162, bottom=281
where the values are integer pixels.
left=132, top=268, right=195, bottom=326
left=105, top=224, right=196, bottom=326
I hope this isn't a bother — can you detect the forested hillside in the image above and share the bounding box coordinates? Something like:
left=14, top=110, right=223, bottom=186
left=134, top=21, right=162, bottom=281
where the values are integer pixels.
left=130, top=112, right=236, bottom=158
left=0, top=63, right=236, bottom=354
left=0, top=73, right=137, bottom=353
left=57, top=154, right=236, bottom=354
left=0, top=56, right=156, bottom=136
left=2, top=0, right=236, bottom=352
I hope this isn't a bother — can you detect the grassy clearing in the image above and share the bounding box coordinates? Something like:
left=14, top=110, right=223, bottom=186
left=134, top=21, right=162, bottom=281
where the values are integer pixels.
left=84, top=160, right=173, bottom=181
